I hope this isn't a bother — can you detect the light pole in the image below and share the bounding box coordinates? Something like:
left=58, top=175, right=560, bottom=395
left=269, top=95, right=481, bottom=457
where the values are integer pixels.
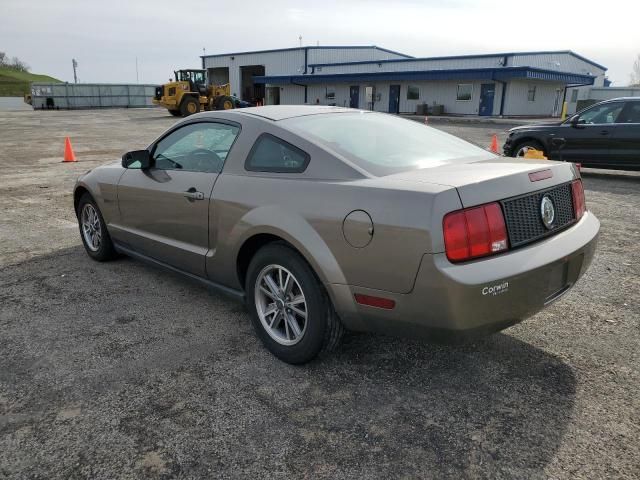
left=72, top=59, right=78, bottom=83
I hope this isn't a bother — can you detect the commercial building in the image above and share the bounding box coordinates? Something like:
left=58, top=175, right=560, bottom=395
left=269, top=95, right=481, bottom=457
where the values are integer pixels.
left=201, top=45, right=607, bottom=117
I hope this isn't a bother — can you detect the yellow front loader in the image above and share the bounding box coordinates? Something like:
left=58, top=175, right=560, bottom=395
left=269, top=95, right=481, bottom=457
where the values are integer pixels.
left=153, top=69, right=236, bottom=117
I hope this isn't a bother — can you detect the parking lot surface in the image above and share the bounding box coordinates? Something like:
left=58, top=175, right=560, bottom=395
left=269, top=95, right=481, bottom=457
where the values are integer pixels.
left=1, top=109, right=638, bottom=479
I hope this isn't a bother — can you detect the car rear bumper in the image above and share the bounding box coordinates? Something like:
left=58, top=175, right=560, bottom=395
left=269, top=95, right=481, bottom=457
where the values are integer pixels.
left=329, top=211, right=599, bottom=341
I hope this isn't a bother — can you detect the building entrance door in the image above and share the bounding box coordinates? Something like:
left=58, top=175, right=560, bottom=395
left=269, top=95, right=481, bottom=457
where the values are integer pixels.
left=479, top=83, right=495, bottom=116
left=349, top=86, right=360, bottom=108
left=266, top=86, right=280, bottom=105
left=388, top=85, right=400, bottom=113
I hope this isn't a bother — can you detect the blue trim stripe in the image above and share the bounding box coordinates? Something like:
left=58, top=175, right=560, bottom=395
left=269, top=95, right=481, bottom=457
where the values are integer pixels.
left=308, top=50, right=606, bottom=72
left=201, top=45, right=412, bottom=59
left=253, top=67, right=595, bottom=86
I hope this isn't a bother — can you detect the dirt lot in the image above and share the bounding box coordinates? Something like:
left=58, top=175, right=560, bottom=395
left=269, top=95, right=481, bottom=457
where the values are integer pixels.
left=1, top=109, right=638, bottom=479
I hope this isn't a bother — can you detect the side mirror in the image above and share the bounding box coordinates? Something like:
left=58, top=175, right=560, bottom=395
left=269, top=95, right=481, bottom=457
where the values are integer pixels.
left=568, top=115, right=584, bottom=127
left=122, top=150, right=152, bottom=169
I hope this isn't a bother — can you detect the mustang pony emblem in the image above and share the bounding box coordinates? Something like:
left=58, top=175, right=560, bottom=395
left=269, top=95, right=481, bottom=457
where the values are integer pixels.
left=540, top=195, right=555, bottom=229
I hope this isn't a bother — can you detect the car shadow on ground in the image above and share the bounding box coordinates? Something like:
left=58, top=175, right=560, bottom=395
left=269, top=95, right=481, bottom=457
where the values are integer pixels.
left=0, top=246, right=576, bottom=479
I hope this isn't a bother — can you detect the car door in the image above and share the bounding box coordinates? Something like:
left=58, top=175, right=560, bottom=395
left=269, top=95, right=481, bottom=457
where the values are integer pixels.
left=553, top=101, right=624, bottom=165
left=116, top=120, right=240, bottom=276
left=609, top=101, right=640, bottom=169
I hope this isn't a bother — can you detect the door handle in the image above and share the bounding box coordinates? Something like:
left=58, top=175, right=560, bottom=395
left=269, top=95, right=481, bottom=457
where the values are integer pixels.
left=183, top=189, right=205, bottom=201
left=600, top=130, right=610, bottom=135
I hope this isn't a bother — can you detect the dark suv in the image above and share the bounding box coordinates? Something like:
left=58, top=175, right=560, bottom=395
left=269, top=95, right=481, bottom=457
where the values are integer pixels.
left=503, top=97, right=640, bottom=171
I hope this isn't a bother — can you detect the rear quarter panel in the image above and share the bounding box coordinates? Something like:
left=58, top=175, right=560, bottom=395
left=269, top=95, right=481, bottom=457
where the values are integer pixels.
left=206, top=115, right=461, bottom=294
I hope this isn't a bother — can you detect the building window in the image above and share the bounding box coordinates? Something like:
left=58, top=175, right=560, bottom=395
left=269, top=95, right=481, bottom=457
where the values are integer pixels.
left=456, top=84, right=472, bottom=101
left=325, top=86, right=335, bottom=100
left=570, top=90, right=578, bottom=102
left=407, top=85, right=420, bottom=100
left=527, top=85, right=537, bottom=102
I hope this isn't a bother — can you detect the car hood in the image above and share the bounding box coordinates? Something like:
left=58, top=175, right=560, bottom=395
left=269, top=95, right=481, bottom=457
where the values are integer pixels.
left=384, top=157, right=577, bottom=207
left=508, top=121, right=563, bottom=132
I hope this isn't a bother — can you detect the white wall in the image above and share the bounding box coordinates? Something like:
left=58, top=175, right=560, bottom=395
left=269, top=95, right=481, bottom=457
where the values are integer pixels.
left=274, top=85, right=306, bottom=105
left=502, top=80, right=564, bottom=116
left=204, top=50, right=305, bottom=96
left=307, top=47, right=408, bottom=64
left=204, top=47, right=411, bottom=95
left=275, top=80, right=504, bottom=115
left=273, top=79, right=562, bottom=117
left=312, top=52, right=606, bottom=77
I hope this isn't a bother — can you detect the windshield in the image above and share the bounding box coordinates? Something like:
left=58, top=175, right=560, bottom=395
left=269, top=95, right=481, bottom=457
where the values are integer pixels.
left=280, top=112, right=491, bottom=176
left=177, top=70, right=206, bottom=83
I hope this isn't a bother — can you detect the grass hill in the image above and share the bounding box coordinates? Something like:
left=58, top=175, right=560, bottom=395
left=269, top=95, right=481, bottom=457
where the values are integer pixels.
left=0, top=67, right=61, bottom=96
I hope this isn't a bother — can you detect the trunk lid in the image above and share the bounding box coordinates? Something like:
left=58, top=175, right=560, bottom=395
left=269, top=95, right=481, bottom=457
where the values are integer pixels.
left=386, top=157, right=577, bottom=207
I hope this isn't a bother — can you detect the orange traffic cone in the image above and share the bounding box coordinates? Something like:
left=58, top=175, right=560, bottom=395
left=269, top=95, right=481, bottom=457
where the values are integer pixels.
left=489, top=134, right=499, bottom=154
left=63, top=137, right=77, bottom=162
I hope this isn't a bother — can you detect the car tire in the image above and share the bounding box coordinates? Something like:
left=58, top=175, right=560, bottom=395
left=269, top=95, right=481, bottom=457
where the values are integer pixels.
left=215, top=95, right=235, bottom=110
left=168, top=109, right=181, bottom=117
left=77, top=193, right=117, bottom=262
left=513, top=140, right=545, bottom=158
left=245, top=243, right=344, bottom=364
left=180, top=97, right=200, bottom=117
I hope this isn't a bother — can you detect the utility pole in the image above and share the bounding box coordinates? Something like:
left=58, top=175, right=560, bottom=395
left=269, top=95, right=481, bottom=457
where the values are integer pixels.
left=72, top=59, right=78, bottom=83
left=135, top=57, right=139, bottom=83
left=299, top=35, right=302, bottom=47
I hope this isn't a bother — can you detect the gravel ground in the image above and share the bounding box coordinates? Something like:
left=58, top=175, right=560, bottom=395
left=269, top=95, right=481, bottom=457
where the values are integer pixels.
left=0, top=109, right=638, bottom=479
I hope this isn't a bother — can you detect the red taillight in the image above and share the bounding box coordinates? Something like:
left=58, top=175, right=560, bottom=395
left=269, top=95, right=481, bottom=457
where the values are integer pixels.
left=571, top=179, right=586, bottom=221
left=443, top=202, right=508, bottom=263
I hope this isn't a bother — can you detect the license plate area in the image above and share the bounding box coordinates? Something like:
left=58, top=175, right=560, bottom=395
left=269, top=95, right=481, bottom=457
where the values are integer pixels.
left=544, top=262, right=569, bottom=303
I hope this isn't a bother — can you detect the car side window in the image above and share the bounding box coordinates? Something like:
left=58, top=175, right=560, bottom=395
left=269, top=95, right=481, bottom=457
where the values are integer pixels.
left=245, top=134, right=310, bottom=173
left=618, top=103, right=640, bottom=123
left=578, top=103, right=624, bottom=125
left=152, top=122, right=240, bottom=173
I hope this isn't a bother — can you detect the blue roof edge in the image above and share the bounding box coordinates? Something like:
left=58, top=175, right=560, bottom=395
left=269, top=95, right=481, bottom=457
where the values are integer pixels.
left=253, top=66, right=595, bottom=85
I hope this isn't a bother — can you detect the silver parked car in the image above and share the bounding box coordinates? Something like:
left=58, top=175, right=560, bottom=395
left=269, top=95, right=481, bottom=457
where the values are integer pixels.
left=74, top=106, right=599, bottom=363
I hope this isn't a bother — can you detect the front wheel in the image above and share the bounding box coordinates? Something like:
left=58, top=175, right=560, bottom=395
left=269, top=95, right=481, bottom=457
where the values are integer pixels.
left=77, top=193, right=117, bottom=261
left=245, top=243, right=344, bottom=364
left=215, top=95, right=235, bottom=110
left=180, top=97, right=200, bottom=117
left=513, top=140, right=545, bottom=158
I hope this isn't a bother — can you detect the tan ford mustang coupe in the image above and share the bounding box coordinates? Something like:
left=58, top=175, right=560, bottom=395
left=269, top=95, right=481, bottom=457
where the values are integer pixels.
left=74, top=106, right=599, bottom=363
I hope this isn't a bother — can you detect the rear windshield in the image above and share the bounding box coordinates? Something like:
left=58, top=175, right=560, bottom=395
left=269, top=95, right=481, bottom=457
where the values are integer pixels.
left=280, top=112, right=491, bottom=176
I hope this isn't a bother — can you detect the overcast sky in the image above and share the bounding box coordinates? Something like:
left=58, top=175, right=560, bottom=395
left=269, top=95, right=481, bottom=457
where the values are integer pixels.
left=2, top=0, right=638, bottom=86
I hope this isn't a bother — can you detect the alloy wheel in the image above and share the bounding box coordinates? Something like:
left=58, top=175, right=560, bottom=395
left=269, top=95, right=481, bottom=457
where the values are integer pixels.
left=254, top=264, right=308, bottom=346
left=81, top=203, right=102, bottom=252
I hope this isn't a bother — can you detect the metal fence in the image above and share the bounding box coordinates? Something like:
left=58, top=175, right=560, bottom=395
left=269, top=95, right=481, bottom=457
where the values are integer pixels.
left=29, top=83, right=159, bottom=110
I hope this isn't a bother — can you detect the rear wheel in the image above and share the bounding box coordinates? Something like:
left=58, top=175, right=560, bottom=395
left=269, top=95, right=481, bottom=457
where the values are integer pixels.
left=168, top=109, right=181, bottom=117
left=513, top=140, right=545, bottom=158
left=215, top=95, right=235, bottom=110
left=77, top=193, right=117, bottom=262
left=180, top=97, right=200, bottom=117
left=245, top=243, right=344, bottom=364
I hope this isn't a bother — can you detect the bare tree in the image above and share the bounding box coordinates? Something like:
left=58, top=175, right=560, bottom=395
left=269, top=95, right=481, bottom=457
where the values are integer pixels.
left=9, top=56, right=29, bottom=72
left=631, top=54, right=640, bottom=86
left=0, top=52, right=30, bottom=71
